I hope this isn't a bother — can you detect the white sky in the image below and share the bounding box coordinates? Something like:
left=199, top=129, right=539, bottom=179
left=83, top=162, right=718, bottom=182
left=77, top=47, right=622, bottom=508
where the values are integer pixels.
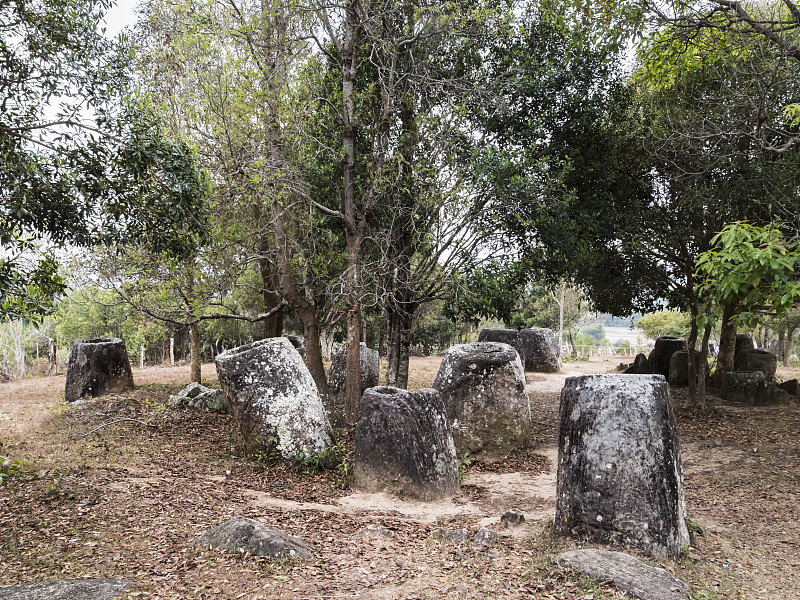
left=101, top=0, right=139, bottom=38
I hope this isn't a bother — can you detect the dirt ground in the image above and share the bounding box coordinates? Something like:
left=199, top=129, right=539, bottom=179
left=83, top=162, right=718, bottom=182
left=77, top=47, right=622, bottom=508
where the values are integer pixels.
left=1, top=356, right=799, bottom=599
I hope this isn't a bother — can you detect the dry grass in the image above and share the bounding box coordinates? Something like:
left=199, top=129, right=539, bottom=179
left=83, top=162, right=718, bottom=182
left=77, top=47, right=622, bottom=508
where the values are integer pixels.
left=0, top=356, right=799, bottom=599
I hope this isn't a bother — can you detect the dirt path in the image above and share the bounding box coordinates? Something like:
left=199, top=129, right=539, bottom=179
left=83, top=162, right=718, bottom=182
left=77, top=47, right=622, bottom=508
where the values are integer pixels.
left=1, top=356, right=799, bottom=599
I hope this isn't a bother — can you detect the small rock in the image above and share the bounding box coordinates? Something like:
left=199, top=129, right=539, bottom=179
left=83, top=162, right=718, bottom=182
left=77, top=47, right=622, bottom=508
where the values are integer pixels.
left=557, top=549, right=691, bottom=600
left=443, top=528, right=469, bottom=543
left=500, top=509, right=525, bottom=527
left=169, top=382, right=229, bottom=413
left=193, top=516, right=312, bottom=558
left=0, top=579, right=132, bottom=600
left=473, top=528, right=498, bottom=549
left=354, top=524, right=395, bottom=540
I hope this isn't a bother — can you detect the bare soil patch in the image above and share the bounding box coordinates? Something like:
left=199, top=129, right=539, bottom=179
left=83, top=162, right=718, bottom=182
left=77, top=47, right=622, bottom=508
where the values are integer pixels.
left=0, top=356, right=798, bottom=599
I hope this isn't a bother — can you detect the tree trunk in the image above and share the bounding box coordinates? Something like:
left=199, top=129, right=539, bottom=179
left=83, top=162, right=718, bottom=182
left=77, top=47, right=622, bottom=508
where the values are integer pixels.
left=48, top=338, right=56, bottom=375
left=189, top=321, right=202, bottom=383
left=786, top=325, right=797, bottom=362
left=259, top=254, right=284, bottom=338
left=778, top=323, right=787, bottom=362
left=297, top=306, right=329, bottom=396
left=385, top=306, right=401, bottom=386
left=395, top=305, right=416, bottom=389
left=716, top=301, right=741, bottom=374
left=686, top=292, right=699, bottom=406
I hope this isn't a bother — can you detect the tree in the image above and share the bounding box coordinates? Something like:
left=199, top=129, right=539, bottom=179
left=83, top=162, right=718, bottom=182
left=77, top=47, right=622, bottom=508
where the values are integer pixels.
left=473, top=0, right=800, bottom=405
left=695, top=222, right=800, bottom=334
left=635, top=310, right=692, bottom=339
left=1, top=0, right=210, bottom=321
left=136, top=0, right=343, bottom=393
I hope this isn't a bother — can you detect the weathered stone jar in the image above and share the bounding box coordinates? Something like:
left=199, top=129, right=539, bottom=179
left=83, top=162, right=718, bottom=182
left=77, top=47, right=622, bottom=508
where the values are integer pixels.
left=353, top=386, right=458, bottom=501
left=554, top=374, right=689, bottom=560
left=518, top=328, right=561, bottom=372
left=64, top=337, right=134, bottom=403
left=214, top=338, right=331, bottom=458
left=433, top=342, right=530, bottom=456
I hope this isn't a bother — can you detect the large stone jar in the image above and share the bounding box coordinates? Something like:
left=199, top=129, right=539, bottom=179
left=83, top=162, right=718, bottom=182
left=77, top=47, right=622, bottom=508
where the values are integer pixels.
left=214, top=338, right=331, bottom=458
left=554, top=374, right=689, bottom=560
left=354, top=386, right=458, bottom=501
left=518, top=328, right=561, bottom=372
left=64, top=337, right=134, bottom=403
left=648, top=337, right=686, bottom=379
left=433, top=342, right=531, bottom=456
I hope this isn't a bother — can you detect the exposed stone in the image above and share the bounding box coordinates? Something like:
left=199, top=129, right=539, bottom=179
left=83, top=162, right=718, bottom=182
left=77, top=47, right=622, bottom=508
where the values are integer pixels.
left=285, top=335, right=306, bottom=359
left=501, top=509, right=525, bottom=527
left=214, top=338, right=331, bottom=458
left=443, top=528, right=469, bottom=543
left=518, top=328, right=561, bottom=372
left=718, top=371, right=773, bottom=404
left=624, top=353, right=651, bottom=375
left=432, top=342, right=530, bottom=457
left=354, top=524, right=396, bottom=541
left=668, top=350, right=704, bottom=387
left=734, top=333, right=756, bottom=361
left=168, top=382, right=229, bottom=413
left=778, top=378, right=799, bottom=396
left=0, top=579, right=132, bottom=600
left=64, top=338, right=134, bottom=403
left=555, top=374, right=689, bottom=560
left=557, top=549, right=691, bottom=600
left=477, top=328, right=526, bottom=365
left=353, top=386, right=458, bottom=501
left=327, top=342, right=380, bottom=418
left=193, top=516, right=312, bottom=558
left=648, top=337, right=685, bottom=379
left=473, top=528, right=499, bottom=549
left=735, top=349, right=778, bottom=380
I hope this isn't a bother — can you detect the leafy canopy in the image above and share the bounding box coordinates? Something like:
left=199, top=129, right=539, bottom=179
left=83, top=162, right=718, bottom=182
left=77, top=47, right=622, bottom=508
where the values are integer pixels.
left=1, top=0, right=210, bottom=321
left=695, top=222, right=800, bottom=328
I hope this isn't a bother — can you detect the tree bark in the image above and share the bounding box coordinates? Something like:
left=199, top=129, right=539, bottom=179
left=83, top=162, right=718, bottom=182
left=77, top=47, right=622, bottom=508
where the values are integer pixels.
left=259, top=255, right=284, bottom=338
left=716, top=301, right=742, bottom=374
left=299, top=308, right=330, bottom=396
left=778, top=322, right=786, bottom=362
left=189, top=320, right=202, bottom=383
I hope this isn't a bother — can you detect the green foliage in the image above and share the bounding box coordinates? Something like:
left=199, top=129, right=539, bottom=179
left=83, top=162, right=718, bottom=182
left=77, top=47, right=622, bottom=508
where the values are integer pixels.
left=0, top=456, right=22, bottom=485
left=578, top=322, right=606, bottom=345
left=0, top=0, right=209, bottom=322
left=695, top=222, right=800, bottom=329
left=635, top=311, right=691, bottom=339
left=292, top=434, right=352, bottom=489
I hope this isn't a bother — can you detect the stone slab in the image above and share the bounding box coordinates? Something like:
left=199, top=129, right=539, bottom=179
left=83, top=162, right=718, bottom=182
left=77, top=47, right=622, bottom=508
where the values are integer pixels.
left=557, top=549, right=690, bottom=600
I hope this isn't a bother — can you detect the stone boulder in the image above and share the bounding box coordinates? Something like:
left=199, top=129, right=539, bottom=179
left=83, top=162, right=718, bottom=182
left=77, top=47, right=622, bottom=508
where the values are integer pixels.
left=735, top=349, right=778, bottom=380
left=778, top=378, right=799, bottom=396
left=193, top=516, right=312, bottom=558
left=476, top=328, right=526, bottom=365
left=327, top=342, right=380, bottom=414
left=648, top=337, right=685, bottom=379
left=557, top=550, right=691, bottom=600
left=718, top=371, right=773, bottom=404
left=354, top=386, right=458, bottom=501
left=64, top=338, right=134, bottom=403
left=734, top=333, right=756, bottom=361
left=624, top=353, right=651, bottom=374
left=432, top=342, right=530, bottom=456
left=168, top=382, right=229, bottom=413
left=668, top=350, right=703, bottom=387
left=214, top=338, right=331, bottom=458
left=518, top=328, right=561, bottom=372
left=555, top=374, right=689, bottom=560
left=285, top=335, right=306, bottom=359
left=0, top=579, right=132, bottom=600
